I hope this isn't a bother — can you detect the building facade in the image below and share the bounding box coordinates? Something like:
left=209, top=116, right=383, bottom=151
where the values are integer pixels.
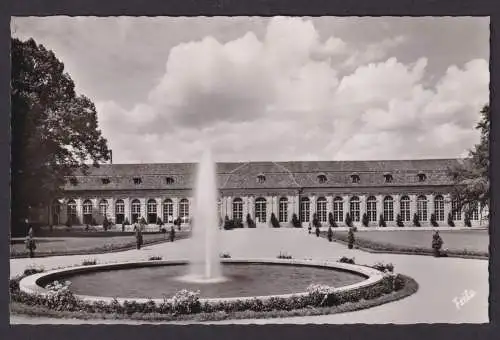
left=46, top=159, right=487, bottom=228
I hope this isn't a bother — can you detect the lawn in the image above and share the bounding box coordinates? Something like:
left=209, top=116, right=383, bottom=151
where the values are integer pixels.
left=329, top=229, right=489, bottom=255
left=10, top=232, right=188, bottom=258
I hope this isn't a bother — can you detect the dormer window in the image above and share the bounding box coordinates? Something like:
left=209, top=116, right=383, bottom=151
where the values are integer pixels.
left=418, top=173, right=427, bottom=182
left=133, top=177, right=142, bottom=185
left=165, top=177, right=175, bottom=185
left=384, top=174, right=393, bottom=183
left=257, top=174, right=266, bottom=184
left=69, top=178, right=78, bottom=186
left=351, top=174, right=360, bottom=184
left=317, top=174, right=327, bottom=184
left=101, top=177, right=110, bottom=185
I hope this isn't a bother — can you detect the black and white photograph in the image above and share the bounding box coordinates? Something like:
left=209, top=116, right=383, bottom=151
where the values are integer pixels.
left=9, top=16, right=489, bottom=324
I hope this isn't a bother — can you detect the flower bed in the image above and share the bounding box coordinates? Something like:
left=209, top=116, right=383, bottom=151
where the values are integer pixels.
left=10, top=260, right=417, bottom=322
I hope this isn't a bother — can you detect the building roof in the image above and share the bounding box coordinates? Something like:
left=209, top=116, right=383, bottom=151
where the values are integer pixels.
left=65, top=158, right=462, bottom=192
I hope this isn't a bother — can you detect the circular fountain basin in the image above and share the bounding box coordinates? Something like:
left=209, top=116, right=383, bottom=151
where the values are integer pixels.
left=19, top=259, right=386, bottom=304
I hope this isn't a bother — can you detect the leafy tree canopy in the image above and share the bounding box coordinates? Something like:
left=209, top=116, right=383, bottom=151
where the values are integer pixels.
left=11, top=37, right=110, bottom=224
left=448, top=104, right=489, bottom=215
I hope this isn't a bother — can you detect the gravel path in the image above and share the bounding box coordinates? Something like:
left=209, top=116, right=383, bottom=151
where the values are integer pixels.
left=10, top=228, right=489, bottom=324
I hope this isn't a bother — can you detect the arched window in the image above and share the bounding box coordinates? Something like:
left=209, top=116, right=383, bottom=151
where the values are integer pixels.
left=417, top=195, right=428, bottom=221
left=163, top=199, right=173, bottom=223
left=383, top=196, right=394, bottom=221
left=351, top=174, right=360, bottom=184
left=115, top=199, right=125, bottom=224
left=179, top=198, right=190, bottom=221
left=400, top=196, right=410, bottom=221
left=67, top=199, right=77, bottom=224
left=279, top=197, right=288, bottom=223
left=300, top=197, right=310, bottom=222
left=147, top=199, right=158, bottom=224
left=51, top=200, right=61, bottom=225
left=366, top=196, right=377, bottom=222
left=255, top=197, right=267, bottom=223
left=257, top=174, right=266, bottom=184
left=83, top=199, right=93, bottom=224
left=333, top=197, right=343, bottom=222
left=99, top=199, right=108, bottom=217
left=232, top=198, right=243, bottom=221
left=350, top=196, right=360, bottom=222
left=131, top=199, right=141, bottom=223
left=452, top=200, right=462, bottom=220
left=317, top=197, right=327, bottom=223
left=434, top=195, right=445, bottom=221
left=470, top=201, right=479, bottom=221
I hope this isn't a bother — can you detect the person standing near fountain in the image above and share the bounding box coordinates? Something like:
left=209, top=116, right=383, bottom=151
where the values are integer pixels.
left=135, top=225, right=143, bottom=250
left=169, top=225, right=175, bottom=242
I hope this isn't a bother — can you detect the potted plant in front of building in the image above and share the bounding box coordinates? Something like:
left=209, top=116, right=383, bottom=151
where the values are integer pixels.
left=413, top=213, right=421, bottom=227
left=271, top=213, right=281, bottom=228
left=432, top=231, right=443, bottom=257
left=347, top=227, right=355, bottom=249
left=25, top=228, right=36, bottom=258
left=312, top=213, right=321, bottom=236
left=291, top=213, right=301, bottom=228
left=447, top=212, right=455, bottom=227
left=464, top=211, right=472, bottom=228
left=378, top=214, right=386, bottom=228
left=345, top=212, right=353, bottom=228
left=327, top=226, right=333, bottom=242
left=362, top=213, right=369, bottom=227
left=328, top=212, right=337, bottom=228
left=396, top=213, right=404, bottom=227
left=430, top=213, right=439, bottom=227
left=246, top=213, right=256, bottom=228
left=223, top=215, right=233, bottom=230
left=102, top=216, right=110, bottom=231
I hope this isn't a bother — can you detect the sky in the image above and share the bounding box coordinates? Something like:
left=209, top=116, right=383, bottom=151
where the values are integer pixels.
left=11, top=16, right=489, bottom=163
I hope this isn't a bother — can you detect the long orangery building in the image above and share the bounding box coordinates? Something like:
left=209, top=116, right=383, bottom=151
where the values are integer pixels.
left=47, top=159, right=487, bottom=228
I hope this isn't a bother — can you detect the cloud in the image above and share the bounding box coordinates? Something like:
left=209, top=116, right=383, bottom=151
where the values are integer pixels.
left=56, top=16, right=488, bottom=163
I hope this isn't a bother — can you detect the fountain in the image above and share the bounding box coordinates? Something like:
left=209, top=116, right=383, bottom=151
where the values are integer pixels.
left=182, top=148, right=225, bottom=283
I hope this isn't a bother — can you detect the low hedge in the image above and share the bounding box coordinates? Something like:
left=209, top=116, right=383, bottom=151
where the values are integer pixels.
left=10, top=232, right=190, bottom=259
left=10, top=268, right=415, bottom=321
left=323, top=232, right=488, bottom=259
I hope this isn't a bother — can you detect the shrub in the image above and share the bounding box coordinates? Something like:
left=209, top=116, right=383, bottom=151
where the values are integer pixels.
left=23, top=264, right=44, bottom=276
left=270, top=213, right=281, bottom=228
left=362, top=213, right=369, bottom=227
left=312, top=213, right=321, bottom=229
left=432, top=232, right=443, bottom=257
left=219, top=252, right=231, bottom=258
left=233, top=219, right=243, bottom=228
left=148, top=256, right=162, bottom=261
left=124, top=217, right=130, bottom=226
left=45, top=280, right=72, bottom=293
left=378, top=214, right=386, bottom=228
left=372, top=262, right=394, bottom=273
left=430, top=213, right=439, bottom=227
left=396, top=213, right=404, bottom=227
left=464, top=212, right=472, bottom=227
left=327, top=226, right=333, bottom=242
left=223, top=215, right=234, bottom=230
left=447, top=212, right=455, bottom=227
left=291, top=213, right=301, bottom=228
left=306, top=284, right=337, bottom=306
left=277, top=251, right=292, bottom=259
left=413, top=213, right=421, bottom=227
left=102, top=216, right=110, bottom=231
left=246, top=213, right=256, bottom=228
left=171, top=289, right=201, bottom=314
left=347, top=227, right=355, bottom=249
left=82, top=258, right=97, bottom=266
left=345, top=213, right=353, bottom=228
left=328, top=212, right=337, bottom=228
left=338, top=256, right=355, bottom=264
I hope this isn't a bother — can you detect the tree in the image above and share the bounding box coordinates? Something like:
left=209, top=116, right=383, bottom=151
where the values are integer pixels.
left=11, top=38, right=110, bottom=230
left=448, top=104, right=489, bottom=219
left=347, top=228, right=355, bottom=249
left=291, top=213, right=301, bottom=228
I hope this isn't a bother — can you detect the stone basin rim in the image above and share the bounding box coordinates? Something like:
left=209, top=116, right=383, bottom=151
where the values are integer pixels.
left=19, top=258, right=386, bottom=304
